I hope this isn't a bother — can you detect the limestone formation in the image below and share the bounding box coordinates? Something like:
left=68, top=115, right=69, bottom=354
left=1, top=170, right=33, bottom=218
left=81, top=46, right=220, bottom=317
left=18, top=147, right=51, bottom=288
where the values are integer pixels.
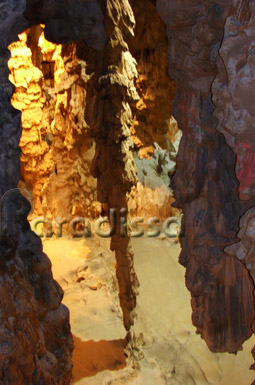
left=8, top=27, right=101, bottom=222
left=7, top=0, right=180, bottom=359
left=8, top=18, right=178, bottom=226
left=26, top=0, right=107, bottom=51
left=0, top=0, right=106, bottom=383
left=2, top=0, right=255, bottom=383
left=212, top=1, right=255, bottom=201
left=157, top=0, right=255, bottom=356
left=79, top=0, right=179, bottom=332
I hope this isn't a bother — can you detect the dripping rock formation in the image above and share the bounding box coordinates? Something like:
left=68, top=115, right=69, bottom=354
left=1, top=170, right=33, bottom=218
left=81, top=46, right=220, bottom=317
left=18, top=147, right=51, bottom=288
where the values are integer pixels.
left=8, top=23, right=179, bottom=224
left=1, top=0, right=255, bottom=384
left=0, top=0, right=106, bottom=384
left=157, top=0, right=255, bottom=358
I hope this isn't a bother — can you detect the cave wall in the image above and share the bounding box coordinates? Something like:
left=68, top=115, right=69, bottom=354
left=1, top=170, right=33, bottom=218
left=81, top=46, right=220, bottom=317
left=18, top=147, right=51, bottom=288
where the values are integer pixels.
left=76, top=0, right=181, bottom=332
left=8, top=20, right=179, bottom=224
left=2, top=0, right=255, bottom=383
left=213, top=1, right=255, bottom=371
left=0, top=0, right=107, bottom=383
left=0, top=0, right=179, bottom=382
left=77, top=0, right=141, bottom=332
left=156, top=0, right=255, bottom=359
left=8, top=26, right=101, bottom=221
left=128, top=0, right=176, bottom=157
left=127, top=0, right=180, bottom=220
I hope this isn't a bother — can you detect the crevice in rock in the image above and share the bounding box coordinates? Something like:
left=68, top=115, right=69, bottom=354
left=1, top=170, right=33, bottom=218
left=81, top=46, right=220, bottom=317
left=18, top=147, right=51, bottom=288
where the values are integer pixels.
left=2, top=0, right=255, bottom=383
left=7, top=2, right=180, bottom=365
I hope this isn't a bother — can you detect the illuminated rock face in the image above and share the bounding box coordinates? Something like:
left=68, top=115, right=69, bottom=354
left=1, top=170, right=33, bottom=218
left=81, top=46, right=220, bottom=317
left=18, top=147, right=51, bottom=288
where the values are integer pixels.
left=8, top=27, right=102, bottom=221
left=2, top=0, right=255, bottom=383
left=0, top=1, right=106, bottom=384
left=0, top=0, right=177, bottom=382
left=8, top=13, right=178, bottom=225
left=7, top=0, right=178, bottom=360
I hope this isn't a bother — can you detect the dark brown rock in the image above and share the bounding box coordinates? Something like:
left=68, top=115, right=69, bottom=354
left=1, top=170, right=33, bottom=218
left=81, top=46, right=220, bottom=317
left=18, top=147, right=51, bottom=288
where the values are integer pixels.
left=2, top=0, right=255, bottom=383
left=157, top=0, right=255, bottom=355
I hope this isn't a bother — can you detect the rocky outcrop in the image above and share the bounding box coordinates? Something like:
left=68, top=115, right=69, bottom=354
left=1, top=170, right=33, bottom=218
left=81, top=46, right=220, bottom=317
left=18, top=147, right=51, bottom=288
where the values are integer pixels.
left=129, top=139, right=180, bottom=220
left=7, top=0, right=180, bottom=357
left=212, top=1, right=255, bottom=202
left=8, top=6, right=179, bottom=224
left=78, top=0, right=181, bottom=333
left=0, top=189, right=73, bottom=384
left=0, top=0, right=106, bottom=383
left=211, top=2, right=255, bottom=378
left=128, top=0, right=176, bottom=158
left=4, top=0, right=255, bottom=382
left=157, top=0, right=255, bottom=356
left=78, top=0, right=140, bottom=332
left=9, top=26, right=101, bottom=221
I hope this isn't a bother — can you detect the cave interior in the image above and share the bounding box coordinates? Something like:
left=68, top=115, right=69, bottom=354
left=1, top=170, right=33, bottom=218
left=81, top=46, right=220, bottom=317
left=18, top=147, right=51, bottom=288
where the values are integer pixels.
left=1, top=0, right=255, bottom=384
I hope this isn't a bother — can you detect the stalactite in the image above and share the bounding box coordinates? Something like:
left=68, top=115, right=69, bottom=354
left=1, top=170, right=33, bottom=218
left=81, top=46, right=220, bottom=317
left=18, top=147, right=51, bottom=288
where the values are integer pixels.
left=8, top=27, right=101, bottom=221
left=78, top=0, right=140, bottom=333
left=2, top=0, right=255, bottom=383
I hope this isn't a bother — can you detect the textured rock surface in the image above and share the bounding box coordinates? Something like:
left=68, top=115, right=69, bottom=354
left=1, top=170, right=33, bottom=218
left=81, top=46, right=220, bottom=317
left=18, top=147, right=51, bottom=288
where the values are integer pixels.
left=8, top=27, right=101, bottom=221
left=7, top=0, right=180, bottom=364
left=25, top=0, right=107, bottom=50
left=212, top=2, right=255, bottom=379
left=8, top=20, right=179, bottom=224
left=157, top=0, right=255, bottom=356
left=129, top=139, right=180, bottom=220
left=0, top=190, right=73, bottom=384
left=128, top=0, right=176, bottom=158
left=0, top=0, right=106, bottom=383
left=78, top=0, right=140, bottom=332
left=212, top=1, right=255, bottom=201
left=127, top=0, right=179, bottom=220
left=3, top=2, right=179, bottom=383
left=3, top=0, right=255, bottom=383
left=79, top=0, right=180, bottom=333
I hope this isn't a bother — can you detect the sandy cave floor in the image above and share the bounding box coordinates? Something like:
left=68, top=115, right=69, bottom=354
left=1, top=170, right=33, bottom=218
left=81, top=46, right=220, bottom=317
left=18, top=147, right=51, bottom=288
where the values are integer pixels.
left=42, top=237, right=255, bottom=385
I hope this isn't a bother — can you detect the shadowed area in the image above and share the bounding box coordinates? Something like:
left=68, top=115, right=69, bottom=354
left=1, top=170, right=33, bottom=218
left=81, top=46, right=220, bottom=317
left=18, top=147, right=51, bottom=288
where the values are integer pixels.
left=71, top=336, right=127, bottom=383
